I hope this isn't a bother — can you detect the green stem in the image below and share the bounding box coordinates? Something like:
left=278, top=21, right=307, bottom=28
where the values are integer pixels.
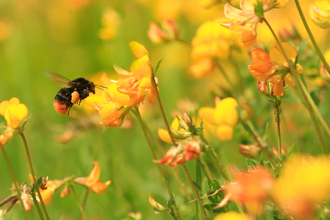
left=215, top=60, right=237, bottom=98
left=70, top=185, right=87, bottom=220
left=240, top=121, right=279, bottom=172
left=197, top=159, right=212, bottom=185
left=262, top=17, right=328, bottom=154
left=31, top=193, right=45, bottom=220
left=274, top=99, right=282, bottom=158
left=17, top=130, right=50, bottom=220
left=294, top=0, right=330, bottom=75
left=299, top=78, right=330, bottom=136
left=1, top=146, right=30, bottom=220
left=201, top=137, right=231, bottom=181
left=151, top=73, right=177, bottom=145
left=79, top=188, right=89, bottom=220
left=133, top=107, right=181, bottom=220
left=182, top=164, right=209, bottom=220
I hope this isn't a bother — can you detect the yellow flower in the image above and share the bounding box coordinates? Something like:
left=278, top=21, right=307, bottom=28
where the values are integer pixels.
left=98, top=8, right=121, bottom=40
left=0, top=97, right=28, bottom=129
left=310, top=1, right=330, bottom=29
left=272, top=155, right=330, bottom=219
left=214, top=211, right=248, bottom=220
left=199, top=97, right=238, bottom=141
left=74, top=161, right=111, bottom=194
left=39, top=180, right=64, bottom=205
left=191, top=20, right=232, bottom=60
left=158, top=118, right=179, bottom=144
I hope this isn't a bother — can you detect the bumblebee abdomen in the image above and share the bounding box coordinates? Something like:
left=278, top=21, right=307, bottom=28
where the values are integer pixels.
left=53, top=101, right=69, bottom=114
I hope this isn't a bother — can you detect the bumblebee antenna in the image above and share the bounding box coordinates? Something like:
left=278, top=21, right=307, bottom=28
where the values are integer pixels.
left=95, top=84, right=108, bottom=89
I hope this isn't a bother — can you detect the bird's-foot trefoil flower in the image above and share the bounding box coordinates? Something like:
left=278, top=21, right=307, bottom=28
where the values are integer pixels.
left=249, top=42, right=304, bottom=96
left=74, top=161, right=111, bottom=194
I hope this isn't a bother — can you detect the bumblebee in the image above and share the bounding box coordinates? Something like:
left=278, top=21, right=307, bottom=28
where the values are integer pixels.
left=45, top=73, right=106, bottom=114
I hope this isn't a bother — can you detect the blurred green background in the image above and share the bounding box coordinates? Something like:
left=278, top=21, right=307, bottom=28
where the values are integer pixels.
left=0, top=0, right=330, bottom=219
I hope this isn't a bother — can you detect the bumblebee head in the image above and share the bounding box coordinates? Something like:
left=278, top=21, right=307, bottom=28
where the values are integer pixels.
left=88, top=82, right=96, bottom=94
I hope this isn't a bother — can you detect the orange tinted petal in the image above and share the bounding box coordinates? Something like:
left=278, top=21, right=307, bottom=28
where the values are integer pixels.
left=270, top=42, right=298, bottom=65
left=129, top=41, right=149, bottom=58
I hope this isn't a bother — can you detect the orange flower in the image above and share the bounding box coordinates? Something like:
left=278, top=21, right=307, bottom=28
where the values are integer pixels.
left=249, top=43, right=304, bottom=96
left=220, top=0, right=289, bottom=47
left=224, top=167, right=274, bottom=215
left=74, top=161, right=111, bottom=194
left=39, top=180, right=64, bottom=205
left=147, top=19, right=179, bottom=44
left=156, top=139, right=201, bottom=167
left=114, top=41, right=157, bottom=106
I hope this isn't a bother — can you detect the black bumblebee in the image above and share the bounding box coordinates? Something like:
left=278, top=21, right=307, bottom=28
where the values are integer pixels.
left=45, top=72, right=106, bottom=114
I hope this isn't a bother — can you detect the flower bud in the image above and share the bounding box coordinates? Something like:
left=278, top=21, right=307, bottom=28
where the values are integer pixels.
left=320, top=65, right=330, bottom=84
left=310, top=3, right=330, bottom=29
left=175, top=115, right=189, bottom=131
left=184, top=139, right=201, bottom=161
left=241, top=29, right=257, bottom=48
left=149, top=194, right=168, bottom=212
left=170, top=127, right=192, bottom=140
left=239, top=143, right=260, bottom=158
left=272, top=146, right=286, bottom=157
left=257, top=81, right=269, bottom=95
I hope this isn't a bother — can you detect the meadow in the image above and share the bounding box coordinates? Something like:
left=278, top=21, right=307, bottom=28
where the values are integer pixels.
left=0, top=0, right=330, bottom=219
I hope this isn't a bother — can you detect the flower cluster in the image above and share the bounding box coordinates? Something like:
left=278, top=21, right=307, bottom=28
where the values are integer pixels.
left=249, top=42, right=304, bottom=96
left=310, top=1, right=330, bottom=29
left=155, top=138, right=201, bottom=166
left=85, top=41, right=157, bottom=127
left=199, top=97, right=238, bottom=141
left=39, top=161, right=111, bottom=205
left=220, top=0, right=289, bottom=47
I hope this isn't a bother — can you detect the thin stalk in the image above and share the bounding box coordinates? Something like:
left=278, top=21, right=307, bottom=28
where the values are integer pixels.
left=1, top=145, right=30, bottom=220
left=18, top=130, right=50, bottom=220
left=70, top=185, right=87, bottom=220
left=31, top=194, right=45, bottom=220
left=182, top=164, right=209, bottom=220
left=197, top=159, right=212, bottom=185
left=274, top=100, right=282, bottom=158
left=199, top=157, right=213, bottom=182
left=201, top=137, right=231, bottom=181
left=294, top=0, right=330, bottom=75
left=298, top=78, right=330, bottom=136
left=240, top=121, right=279, bottom=172
left=0, top=196, right=15, bottom=207
left=215, top=60, right=238, bottom=98
left=5, top=197, right=18, bottom=213
left=262, top=17, right=328, bottom=154
left=141, top=118, right=192, bottom=201
left=151, top=73, right=176, bottom=145
left=79, top=188, right=89, bottom=220
left=134, top=107, right=181, bottom=220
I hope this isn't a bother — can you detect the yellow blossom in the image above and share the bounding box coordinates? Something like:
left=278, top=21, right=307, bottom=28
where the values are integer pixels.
left=310, top=1, right=330, bottom=29
left=214, top=211, right=248, bottom=220
left=39, top=180, right=64, bottom=205
left=99, top=8, right=121, bottom=40
left=199, top=97, right=238, bottom=141
left=74, top=161, right=111, bottom=194
left=0, top=98, right=28, bottom=129
left=272, top=155, right=330, bottom=219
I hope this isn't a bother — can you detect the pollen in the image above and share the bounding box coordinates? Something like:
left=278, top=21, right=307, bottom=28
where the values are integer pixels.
left=71, top=91, right=80, bottom=104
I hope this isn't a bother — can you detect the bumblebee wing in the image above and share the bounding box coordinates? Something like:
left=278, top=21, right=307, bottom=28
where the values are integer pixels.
left=44, top=72, right=77, bottom=88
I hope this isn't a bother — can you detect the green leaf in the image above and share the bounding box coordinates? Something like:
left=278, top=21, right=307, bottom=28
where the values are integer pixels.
left=246, top=158, right=260, bottom=169
left=310, top=88, right=321, bottom=106
left=211, top=179, right=221, bottom=191
left=296, top=38, right=308, bottom=64
left=192, top=181, right=204, bottom=193
left=204, top=204, right=226, bottom=213
left=254, top=1, right=264, bottom=17
left=203, top=177, right=211, bottom=192
left=154, top=58, right=163, bottom=74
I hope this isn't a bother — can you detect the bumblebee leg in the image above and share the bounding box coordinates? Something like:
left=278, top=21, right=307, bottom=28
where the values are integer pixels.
left=66, top=107, right=72, bottom=115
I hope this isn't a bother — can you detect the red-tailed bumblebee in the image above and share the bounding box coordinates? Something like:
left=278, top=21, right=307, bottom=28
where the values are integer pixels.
left=45, top=73, right=106, bottom=115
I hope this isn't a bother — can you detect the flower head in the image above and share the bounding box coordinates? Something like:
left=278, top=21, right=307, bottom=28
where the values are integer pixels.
left=272, top=155, right=330, bottom=219
left=0, top=97, right=28, bottom=129
left=310, top=1, right=330, bottom=29
left=249, top=43, right=303, bottom=96
left=214, top=211, right=249, bottom=220
left=199, top=97, right=238, bottom=141
left=74, top=161, right=111, bottom=194
left=147, top=19, right=179, bottom=43
left=98, top=8, right=121, bottom=40
left=224, top=167, right=274, bottom=215
left=39, top=180, right=64, bottom=205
